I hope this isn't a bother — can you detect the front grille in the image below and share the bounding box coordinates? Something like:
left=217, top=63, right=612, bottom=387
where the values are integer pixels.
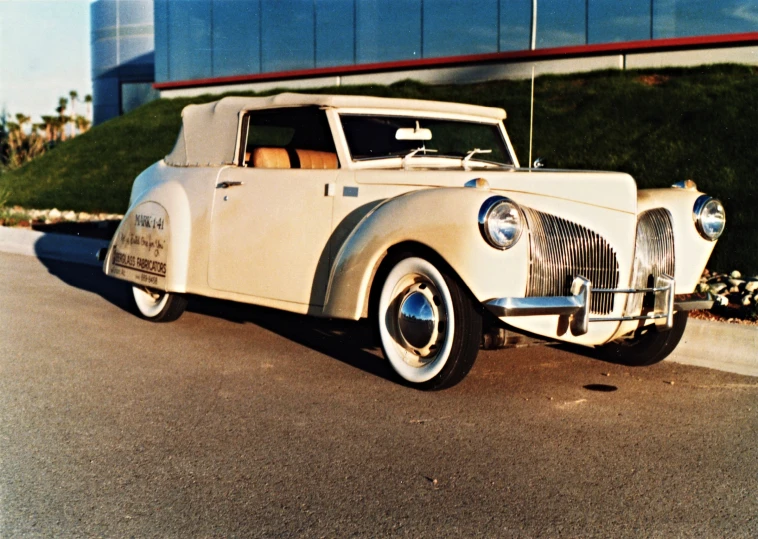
left=625, top=208, right=675, bottom=316
left=522, top=208, right=620, bottom=315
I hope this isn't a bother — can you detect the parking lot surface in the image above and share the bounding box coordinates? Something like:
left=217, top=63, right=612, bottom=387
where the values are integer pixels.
left=1, top=252, right=756, bottom=537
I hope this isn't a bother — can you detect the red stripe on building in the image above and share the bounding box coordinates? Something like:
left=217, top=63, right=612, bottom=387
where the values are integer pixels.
left=154, top=32, right=758, bottom=90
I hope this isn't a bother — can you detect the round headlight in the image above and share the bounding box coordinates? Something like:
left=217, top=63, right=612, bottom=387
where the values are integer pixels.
left=478, top=196, right=523, bottom=250
left=693, top=195, right=725, bottom=241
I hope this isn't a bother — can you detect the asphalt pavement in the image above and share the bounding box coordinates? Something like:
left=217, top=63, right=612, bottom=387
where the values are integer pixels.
left=1, top=251, right=757, bottom=537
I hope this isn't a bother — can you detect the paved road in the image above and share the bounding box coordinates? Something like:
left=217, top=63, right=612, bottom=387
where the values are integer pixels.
left=1, top=252, right=757, bottom=537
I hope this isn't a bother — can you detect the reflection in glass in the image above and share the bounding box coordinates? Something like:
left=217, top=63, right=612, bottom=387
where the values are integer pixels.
left=261, top=0, right=314, bottom=72
left=500, top=0, right=533, bottom=51
left=537, top=0, right=586, bottom=48
left=356, top=0, right=422, bottom=63
left=119, top=0, right=153, bottom=26
left=213, top=0, right=260, bottom=77
left=588, top=0, right=651, bottom=43
left=423, top=0, right=498, bottom=57
left=154, top=0, right=169, bottom=81
left=653, top=0, right=758, bottom=39
left=119, top=36, right=154, bottom=66
left=167, top=0, right=212, bottom=81
left=315, top=0, right=355, bottom=67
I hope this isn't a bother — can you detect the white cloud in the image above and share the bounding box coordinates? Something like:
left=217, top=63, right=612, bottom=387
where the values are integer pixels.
left=729, top=3, right=758, bottom=24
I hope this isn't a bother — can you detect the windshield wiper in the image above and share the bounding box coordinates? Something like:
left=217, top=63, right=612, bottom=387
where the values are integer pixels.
left=402, top=146, right=438, bottom=169
left=462, top=148, right=492, bottom=170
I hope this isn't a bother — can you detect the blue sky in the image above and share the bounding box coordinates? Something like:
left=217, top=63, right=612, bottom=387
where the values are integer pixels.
left=0, top=0, right=92, bottom=123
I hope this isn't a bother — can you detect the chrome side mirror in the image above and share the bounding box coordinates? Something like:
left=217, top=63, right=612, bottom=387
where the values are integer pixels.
left=533, top=157, right=545, bottom=169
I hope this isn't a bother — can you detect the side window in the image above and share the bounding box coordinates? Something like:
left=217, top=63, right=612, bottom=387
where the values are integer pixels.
left=241, top=107, right=339, bottom=170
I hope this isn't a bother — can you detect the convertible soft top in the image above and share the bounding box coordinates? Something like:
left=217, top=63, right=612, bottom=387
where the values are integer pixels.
left=164, top=93, right=507, bottom=167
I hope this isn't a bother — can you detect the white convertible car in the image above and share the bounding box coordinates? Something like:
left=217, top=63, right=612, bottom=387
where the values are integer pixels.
left=101, top=93, right=725, bottom=389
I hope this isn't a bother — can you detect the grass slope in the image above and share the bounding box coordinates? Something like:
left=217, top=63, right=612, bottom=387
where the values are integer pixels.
left=1, top=64, right=756, bottom=272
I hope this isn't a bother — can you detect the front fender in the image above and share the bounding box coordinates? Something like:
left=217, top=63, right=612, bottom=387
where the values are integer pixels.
left=322, top=187, right=530, bottom=320
left=103, top=162, right=193, bottom=292
left=638, top=188, right=719, bottom=293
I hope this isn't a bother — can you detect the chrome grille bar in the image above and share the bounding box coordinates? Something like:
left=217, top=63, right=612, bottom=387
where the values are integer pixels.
left=625, top=209, right=675, bottom=316
left=522, top=208, right=620, bottom=315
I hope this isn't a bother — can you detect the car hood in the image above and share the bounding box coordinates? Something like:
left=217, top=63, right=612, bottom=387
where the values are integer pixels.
left=354, top=168, right=638, bottom=214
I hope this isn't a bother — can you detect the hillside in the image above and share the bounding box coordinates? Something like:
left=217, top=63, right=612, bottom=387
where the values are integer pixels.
left=1, top=64, right=756, bottom=272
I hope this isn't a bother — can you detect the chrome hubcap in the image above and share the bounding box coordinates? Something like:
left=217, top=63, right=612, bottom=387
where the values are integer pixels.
left=395, top=282, right=444, bottom=361
left=399, top=291, right=435, bottom=349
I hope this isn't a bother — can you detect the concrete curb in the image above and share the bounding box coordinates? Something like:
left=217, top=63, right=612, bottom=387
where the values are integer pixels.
left=1, top=226, right=756, bottom=377
left=668, top=318, right=758, bottom=377
left=0, top=226, right=108, bottom=268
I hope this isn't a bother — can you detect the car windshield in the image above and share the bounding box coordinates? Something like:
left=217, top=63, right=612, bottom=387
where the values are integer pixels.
left=340, top=114, right=513, bottom=166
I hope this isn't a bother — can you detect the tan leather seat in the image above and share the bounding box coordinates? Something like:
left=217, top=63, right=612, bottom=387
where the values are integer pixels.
left=295, top=149, right=338, bottom=169
left=253, top=147, right=290, bottom=168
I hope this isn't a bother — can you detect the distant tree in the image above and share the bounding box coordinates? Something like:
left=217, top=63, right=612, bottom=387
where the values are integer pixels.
left=74, top=115, right=91, bottom=134
left=3, top=112, right=46, bottom=168
left=84, top=94, right=92, bottom=120
left=56, top=98, right=68, bottom=141
left=39, top=115, right=55, bottom=142
left=69, top=90, right=79, bottom=136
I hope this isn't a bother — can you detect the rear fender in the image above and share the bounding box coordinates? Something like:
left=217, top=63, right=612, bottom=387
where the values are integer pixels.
left=322, top=187, right=530, bottom=320
left=103, top=166, right=193, bottom=293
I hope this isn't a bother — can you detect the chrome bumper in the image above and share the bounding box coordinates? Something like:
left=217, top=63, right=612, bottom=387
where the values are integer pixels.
left=484, top=275, right=712, bottom=337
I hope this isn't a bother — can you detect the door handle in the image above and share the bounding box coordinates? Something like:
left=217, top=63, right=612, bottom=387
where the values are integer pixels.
left=216, top=181, right=244, bottom=189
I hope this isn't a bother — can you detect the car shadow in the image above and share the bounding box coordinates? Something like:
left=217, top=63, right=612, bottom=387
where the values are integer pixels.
left=552, top=342, right=635, bottom=367
left=31, top=220, right=121, bottom=240
left=189, top=294, right=397, bottom=383
left=33, top=249, right=398, bottom=385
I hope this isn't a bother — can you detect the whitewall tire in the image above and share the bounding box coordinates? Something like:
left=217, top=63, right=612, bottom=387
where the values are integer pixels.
left=377, top=256, right=482, bottom=390
left=132, top=286, right=188, bottom=323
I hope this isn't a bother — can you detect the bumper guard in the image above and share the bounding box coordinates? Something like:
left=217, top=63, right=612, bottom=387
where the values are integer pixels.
left=484, top=274, right=713, bottom=337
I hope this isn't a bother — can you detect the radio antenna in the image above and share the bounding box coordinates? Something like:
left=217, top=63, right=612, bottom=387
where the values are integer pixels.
left=528, top=65, right=535, bottom=173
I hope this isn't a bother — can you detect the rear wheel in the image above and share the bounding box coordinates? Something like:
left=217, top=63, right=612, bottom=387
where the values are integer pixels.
left=597, top=311, right=688, bottom=366
left=132, top=286, right=188, bottom=322
left=377, top=256, right=482, bottom=390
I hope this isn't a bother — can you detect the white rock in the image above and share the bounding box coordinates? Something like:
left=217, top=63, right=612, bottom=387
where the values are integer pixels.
left=728, top=279, right=745, bottom=287
left=714, top=295, right=729, bottom=306
left=745, top=281, right=758, bottom=293
left=78, top=212, right=91, bottom=221
left=730, top=270, right=742, bottom=279
left=741, top=296, right=752, bottom=306
left=48, top=208, right=61, bottom=219
left=709, top=283, right=727, bottom=294
left=697, top=282, right=710, bottom=293
left=62, top=210, right=76, bottom=221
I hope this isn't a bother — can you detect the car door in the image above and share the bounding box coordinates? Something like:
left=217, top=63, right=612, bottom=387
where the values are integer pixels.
left=207, top=107, right=339, bottom=307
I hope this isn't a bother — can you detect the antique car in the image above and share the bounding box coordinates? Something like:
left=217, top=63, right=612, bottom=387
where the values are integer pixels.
left=101, top=93, right=725, bottom=390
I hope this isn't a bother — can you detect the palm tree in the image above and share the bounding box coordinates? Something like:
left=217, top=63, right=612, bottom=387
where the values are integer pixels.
left=75, top=115, right=91, bottom=134
left=39, top=115, right=55, bottom=142
left=14, top=113, right=30, bottom=128
left=69, top=91, right=78, bottom=114
left=56, top=98, right=68, bottom=141
left=69, top=91, right=78, bottom=136
left=84, top=94, right=92, bottom=120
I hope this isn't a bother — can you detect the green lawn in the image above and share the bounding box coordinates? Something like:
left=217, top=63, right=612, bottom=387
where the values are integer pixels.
left=1, top=64, right=756, bottom=273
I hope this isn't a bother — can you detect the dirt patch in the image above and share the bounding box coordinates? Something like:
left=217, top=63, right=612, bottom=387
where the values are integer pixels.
left=637, top=74, right=670, bottom=86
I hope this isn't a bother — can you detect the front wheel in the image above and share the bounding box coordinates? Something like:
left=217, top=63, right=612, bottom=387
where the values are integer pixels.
left=377, top=256, right=482, bottom=390
left=597, top=311, right=688, bottom=366
left=132, top=286, right=188, bottom=322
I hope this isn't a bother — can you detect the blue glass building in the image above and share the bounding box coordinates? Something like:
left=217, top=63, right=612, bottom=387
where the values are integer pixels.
left=93, top=1, right=758, bottom=111
left=152, top=0, right=758, bottom=86
left=91, top=0, right=158, bottom=124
